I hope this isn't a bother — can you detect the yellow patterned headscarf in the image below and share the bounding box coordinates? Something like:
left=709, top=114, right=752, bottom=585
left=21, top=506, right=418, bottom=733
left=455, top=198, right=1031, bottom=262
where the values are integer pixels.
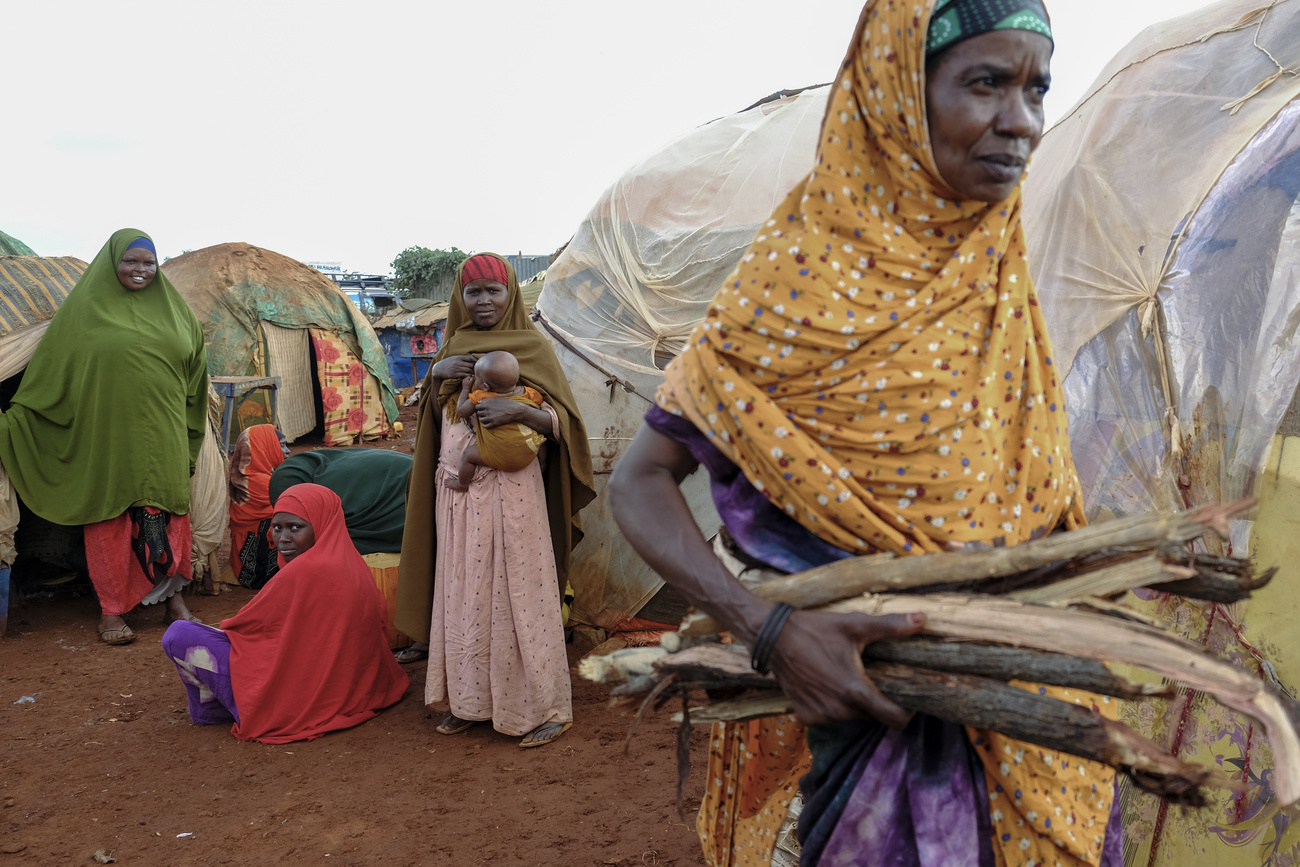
left=657, top=0, right=1081, bottom=555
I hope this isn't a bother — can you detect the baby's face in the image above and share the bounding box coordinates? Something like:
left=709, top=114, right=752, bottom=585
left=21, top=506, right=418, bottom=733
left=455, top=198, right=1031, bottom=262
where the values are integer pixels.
left=472, top=370, right=492, bottom=392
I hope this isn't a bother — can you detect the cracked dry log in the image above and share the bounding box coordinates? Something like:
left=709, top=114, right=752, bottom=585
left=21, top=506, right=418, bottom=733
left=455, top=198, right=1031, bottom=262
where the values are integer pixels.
left=1005, top=555, right=1193, bottom=604
left=817, top=592, right=1300, bottom=805
left=864, top=637, right=1175, bottom=700
left=673, top=664, right=1217, bottom=807
left=1147, top=566, right=1276, bottom=604
left=648, top=640, right=1170, bottom=705
left=684, top=499, right=1257, bottom=635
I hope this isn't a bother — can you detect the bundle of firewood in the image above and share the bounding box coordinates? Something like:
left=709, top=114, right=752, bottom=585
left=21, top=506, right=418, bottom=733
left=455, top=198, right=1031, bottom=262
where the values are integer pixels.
left=583, top=500, right=1298, bottom=808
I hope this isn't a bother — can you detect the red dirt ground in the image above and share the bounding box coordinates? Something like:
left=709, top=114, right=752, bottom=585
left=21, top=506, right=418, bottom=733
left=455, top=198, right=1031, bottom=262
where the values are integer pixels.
left=0, top=401, right=709, bottom=866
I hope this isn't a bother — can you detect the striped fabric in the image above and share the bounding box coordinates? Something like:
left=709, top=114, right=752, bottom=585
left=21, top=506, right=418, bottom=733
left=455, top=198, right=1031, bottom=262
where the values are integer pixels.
left=0, top=257, right=86, bottom=336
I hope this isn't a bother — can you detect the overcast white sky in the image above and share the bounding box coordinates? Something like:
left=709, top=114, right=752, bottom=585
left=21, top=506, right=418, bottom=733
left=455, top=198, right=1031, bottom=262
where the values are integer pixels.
left=4, top=0, right=1215, bottom=274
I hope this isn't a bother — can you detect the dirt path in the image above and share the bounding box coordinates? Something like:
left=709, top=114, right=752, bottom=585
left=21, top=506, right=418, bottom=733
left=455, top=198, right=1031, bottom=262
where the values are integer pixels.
left=1, top=408, right=709, bottom=866
left=1, top=589, right=708, bottom=865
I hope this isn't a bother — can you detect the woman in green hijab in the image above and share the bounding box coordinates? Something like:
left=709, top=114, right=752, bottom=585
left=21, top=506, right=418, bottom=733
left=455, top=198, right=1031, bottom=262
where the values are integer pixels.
left=0, top=228, right=209, bottom=645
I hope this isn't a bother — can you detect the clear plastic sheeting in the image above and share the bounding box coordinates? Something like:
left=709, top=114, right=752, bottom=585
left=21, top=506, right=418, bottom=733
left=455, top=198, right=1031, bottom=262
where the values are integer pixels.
left=1061, top=100, right=1300, bottom=530
left=1024, top=2, right=1300, bottom=863
left=1026, top=0, right=1300, bottom=383
left=538, top=87, right=827, bottom=629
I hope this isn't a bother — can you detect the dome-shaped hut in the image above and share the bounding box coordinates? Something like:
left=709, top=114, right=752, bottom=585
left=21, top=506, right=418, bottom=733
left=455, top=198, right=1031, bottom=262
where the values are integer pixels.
left=537, top=86, right=827, bottom=635
left=164, top=243, right=397, bottom=448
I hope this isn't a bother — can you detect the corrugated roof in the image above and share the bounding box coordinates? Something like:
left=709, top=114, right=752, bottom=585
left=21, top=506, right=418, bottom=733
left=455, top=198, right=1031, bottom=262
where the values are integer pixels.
left=0, top=256, right=86, bottom=336
left=373, top=299, right=450, bottom=331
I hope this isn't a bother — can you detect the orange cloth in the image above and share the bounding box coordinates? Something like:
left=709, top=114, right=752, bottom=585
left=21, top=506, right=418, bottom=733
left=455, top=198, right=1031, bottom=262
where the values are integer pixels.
left=657, top=0, right=1083, bottom=556
left=468, top=385, right=543, bottom=406
left=222, top=483, right=408, bottom=743
left=467, top=386, right=547, bottom=472
left=655, top=1, right=1112, bottom=864
left=226, top=424, right=284, bottom=585
left=697, top=717, right=809, bottom=867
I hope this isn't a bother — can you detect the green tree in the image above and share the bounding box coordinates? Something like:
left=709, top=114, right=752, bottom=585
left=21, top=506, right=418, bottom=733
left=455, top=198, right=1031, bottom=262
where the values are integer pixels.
left=390, top=246, right=469, bottom=302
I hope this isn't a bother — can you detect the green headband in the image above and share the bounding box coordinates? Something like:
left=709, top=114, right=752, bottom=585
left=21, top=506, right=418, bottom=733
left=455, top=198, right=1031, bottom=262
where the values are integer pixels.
left=927, top=0, right=1053, bottom=56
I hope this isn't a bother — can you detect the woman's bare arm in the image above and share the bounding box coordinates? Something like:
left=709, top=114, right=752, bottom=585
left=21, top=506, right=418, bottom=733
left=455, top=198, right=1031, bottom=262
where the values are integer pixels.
left=609, top=423, right=925, bottom=729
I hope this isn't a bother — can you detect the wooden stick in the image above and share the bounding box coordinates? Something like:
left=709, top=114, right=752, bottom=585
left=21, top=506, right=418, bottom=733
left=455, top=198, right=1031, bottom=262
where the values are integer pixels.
left=1147, top=566, right=1276, bottom=604
left=671, top=665, right=1217, bottom=806
left=1007, top=556, right=1193, bottom=603
left=820, top=592, right=1300, bottom=805
left=651, top=639, right=1173, bottom=703
left=865, top=637, right=1175, bottom=700
left=684, top=499, right=1256, bottom=634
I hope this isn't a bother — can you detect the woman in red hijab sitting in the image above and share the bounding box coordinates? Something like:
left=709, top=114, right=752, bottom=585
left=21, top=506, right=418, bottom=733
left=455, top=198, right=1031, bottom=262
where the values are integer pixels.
left=161, top=483, right=408, bottom=743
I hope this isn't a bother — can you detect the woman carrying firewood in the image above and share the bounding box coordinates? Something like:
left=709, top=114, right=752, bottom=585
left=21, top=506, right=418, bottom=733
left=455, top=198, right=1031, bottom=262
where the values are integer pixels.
left=609, top=1, right=1122, bottom=865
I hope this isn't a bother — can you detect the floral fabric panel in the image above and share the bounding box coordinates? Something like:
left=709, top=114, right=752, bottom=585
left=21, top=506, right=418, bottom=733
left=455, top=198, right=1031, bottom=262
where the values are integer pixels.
left=309, top=328, right=391, bottom=446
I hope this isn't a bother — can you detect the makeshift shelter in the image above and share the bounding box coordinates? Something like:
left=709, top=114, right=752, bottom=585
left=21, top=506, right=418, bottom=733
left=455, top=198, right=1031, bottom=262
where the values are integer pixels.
left=0, top=256, right=228, bottom=634
left=1023, top=2, right=1300, bottom=863
left=163, top=243, right=398, bottom=447
left=371, top=298, right=447, bottom=389
left=536, top=86, right=827, bottom=634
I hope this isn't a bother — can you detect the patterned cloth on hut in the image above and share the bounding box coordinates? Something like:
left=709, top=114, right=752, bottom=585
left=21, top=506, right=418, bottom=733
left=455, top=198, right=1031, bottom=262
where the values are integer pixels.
left=310, top=328, right=391, bottom=446
left=650, top=0, right=1116, bottom=863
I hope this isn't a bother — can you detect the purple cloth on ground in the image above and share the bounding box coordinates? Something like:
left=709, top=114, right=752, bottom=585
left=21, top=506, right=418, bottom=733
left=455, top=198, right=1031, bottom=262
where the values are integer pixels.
left=162, top=620, right=240, bottom=725
left=641, top=404, right=1125, bottom=865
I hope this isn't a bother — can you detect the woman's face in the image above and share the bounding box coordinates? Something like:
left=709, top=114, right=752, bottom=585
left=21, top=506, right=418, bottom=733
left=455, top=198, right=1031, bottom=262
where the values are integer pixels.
left=116, top=248, right=158, bottom=291
left=271, top=511, right=315, bottom=562
left=925, top=30, right=1053, bottom=203
left=462, top=277, right=509, bottom=328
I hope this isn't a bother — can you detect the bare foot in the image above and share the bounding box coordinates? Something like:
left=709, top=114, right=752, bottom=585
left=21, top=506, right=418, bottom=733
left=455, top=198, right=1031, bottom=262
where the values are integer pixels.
left=164, top=594, right=203, bottom=625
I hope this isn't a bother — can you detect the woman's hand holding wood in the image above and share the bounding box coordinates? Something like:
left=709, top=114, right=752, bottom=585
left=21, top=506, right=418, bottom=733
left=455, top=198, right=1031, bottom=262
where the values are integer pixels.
left=611, top=425, right=927, bottom=730
left=768, top=608, right=925, bottom=729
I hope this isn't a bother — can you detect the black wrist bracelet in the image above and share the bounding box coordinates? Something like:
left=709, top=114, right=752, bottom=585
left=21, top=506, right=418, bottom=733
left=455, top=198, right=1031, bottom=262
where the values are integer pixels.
left=750, top=602, right=795, bottom=675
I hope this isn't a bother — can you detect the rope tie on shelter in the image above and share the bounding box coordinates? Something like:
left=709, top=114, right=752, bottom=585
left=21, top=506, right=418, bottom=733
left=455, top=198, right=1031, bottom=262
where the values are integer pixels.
left=1137, top=293, right=1185, bottom=472
left=1220, top=1, right=1297, bottom=115
left=531, top=307, right=651, bottom=405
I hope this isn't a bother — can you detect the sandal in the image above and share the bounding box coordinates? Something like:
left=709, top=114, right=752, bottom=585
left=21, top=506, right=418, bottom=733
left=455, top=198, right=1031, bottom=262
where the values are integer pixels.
left=164, top=611, right=206, bottom=626
left=519, top=721, right=572, bottom=749
left=436, top=714, right=479, bottom=735
left=394, top=643, right=429, bottom=664
left=99, top=625, right=135, bottom=646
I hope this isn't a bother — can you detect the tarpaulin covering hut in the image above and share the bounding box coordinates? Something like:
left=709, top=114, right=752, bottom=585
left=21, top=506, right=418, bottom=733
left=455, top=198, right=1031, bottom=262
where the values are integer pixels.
left=0, top=256, right=228, bottom=632
left=536, top=86, right=827, bottom=633
left=1024, top=1, right=1300, bottom=863
left=164, top=243, right=398, bottom=447
left=0, top=231, right=36, bottom=257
